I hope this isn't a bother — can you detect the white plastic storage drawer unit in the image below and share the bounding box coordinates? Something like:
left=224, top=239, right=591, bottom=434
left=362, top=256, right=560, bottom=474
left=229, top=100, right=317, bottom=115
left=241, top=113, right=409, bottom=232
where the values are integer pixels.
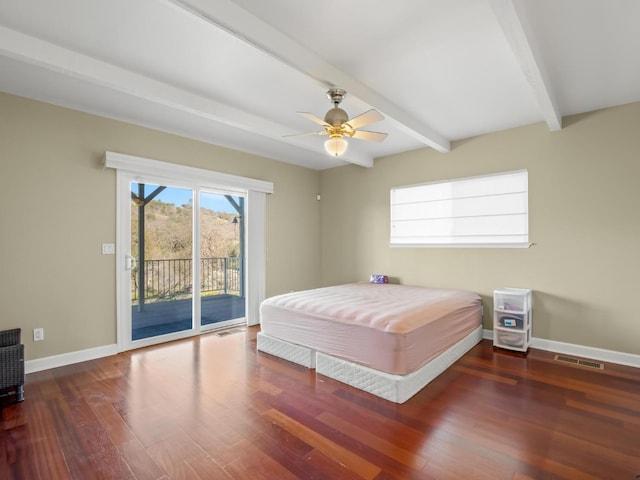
left=493, top=288, right=532, bottom=353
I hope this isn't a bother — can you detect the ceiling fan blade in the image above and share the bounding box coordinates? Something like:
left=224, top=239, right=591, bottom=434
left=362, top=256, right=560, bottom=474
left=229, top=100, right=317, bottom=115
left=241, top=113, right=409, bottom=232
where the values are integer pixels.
left=283, top=130, right=327, bottom=138
left=351, top=130, right=388, bottom=142
left=345, top=109, right=384, bottom=130
left=298, top=112, right=330, bottom=127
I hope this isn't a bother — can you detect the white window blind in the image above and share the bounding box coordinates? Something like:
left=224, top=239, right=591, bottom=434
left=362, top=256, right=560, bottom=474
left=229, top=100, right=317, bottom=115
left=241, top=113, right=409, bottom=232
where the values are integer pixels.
left=390, top=170, right=529, bottom=248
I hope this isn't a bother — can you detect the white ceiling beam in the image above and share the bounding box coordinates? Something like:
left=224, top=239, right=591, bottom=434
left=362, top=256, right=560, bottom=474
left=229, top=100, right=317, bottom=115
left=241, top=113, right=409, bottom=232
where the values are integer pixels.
left=0, top=26, right=285, bottom=136
left=165, top=0, right=451, bottom=153
left=0, top=25, right=374, bottom=168
left=490, top=0, right=562, bottom=131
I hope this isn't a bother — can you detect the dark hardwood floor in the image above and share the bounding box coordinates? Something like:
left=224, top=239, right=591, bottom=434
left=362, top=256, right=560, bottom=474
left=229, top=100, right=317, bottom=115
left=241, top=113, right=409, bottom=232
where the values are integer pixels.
left=2, top=327, right=639, bottom=479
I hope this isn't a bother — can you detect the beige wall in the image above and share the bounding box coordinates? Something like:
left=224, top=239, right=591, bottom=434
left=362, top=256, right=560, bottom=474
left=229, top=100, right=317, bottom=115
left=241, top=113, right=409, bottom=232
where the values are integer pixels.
left=0, top=93, right=321, bottom=360
left=320, top=102, right=640, bottom=356
left=4, top=91, right=639, bottom=362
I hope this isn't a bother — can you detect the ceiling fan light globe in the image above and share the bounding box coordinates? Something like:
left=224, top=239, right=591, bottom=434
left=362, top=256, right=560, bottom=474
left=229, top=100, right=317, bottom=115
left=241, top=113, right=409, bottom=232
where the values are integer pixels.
left=324, top=137, right=348, bottom=157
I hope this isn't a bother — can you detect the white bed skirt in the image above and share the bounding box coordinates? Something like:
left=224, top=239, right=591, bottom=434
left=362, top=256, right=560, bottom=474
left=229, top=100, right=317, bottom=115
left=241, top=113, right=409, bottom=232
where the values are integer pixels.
left=256, top=325, right=483, bottom=403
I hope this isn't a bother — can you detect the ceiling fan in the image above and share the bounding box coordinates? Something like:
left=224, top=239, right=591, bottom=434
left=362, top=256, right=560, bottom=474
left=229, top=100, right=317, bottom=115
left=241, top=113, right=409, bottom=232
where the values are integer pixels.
left=287, top=88, right=387, bottom=157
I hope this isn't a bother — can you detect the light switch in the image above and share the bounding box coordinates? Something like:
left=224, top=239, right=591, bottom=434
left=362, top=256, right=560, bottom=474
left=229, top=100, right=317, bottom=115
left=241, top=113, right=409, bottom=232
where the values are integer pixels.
left=102, top=243, right=115, bottom=255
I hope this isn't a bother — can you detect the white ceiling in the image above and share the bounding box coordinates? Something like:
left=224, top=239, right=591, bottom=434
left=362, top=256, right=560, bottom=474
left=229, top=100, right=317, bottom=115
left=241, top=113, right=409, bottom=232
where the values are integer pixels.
left=1, top=0, right=639, bottom=170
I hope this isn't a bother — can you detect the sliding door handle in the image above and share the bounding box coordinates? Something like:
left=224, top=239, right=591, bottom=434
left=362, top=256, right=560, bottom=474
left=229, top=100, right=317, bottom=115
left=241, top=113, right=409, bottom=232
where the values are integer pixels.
left=125, top=254, right=137, bottom=271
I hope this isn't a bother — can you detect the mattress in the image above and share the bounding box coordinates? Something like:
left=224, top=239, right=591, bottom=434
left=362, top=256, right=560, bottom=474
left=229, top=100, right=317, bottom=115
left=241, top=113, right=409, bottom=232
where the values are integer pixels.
left=259, top=283, right=482, bottom=375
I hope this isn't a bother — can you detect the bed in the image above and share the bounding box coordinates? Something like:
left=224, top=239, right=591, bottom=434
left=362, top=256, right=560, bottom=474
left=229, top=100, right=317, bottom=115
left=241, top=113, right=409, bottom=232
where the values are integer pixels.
left=257, top=283, right=483, bottom=403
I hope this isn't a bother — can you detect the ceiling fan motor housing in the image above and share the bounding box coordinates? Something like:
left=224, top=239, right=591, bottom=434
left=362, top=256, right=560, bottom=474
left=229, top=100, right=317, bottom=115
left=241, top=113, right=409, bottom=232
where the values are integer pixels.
left=324, top=107, right=349, bottom=126
left=324, top=88, right=349, bottom=126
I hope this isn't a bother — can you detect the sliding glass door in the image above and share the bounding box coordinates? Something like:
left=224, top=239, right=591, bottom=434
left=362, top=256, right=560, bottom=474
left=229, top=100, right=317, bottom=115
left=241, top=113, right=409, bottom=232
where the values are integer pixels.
left=108, top=151, right=271, bottom=352
left=120, top=175, right=247, bottom=348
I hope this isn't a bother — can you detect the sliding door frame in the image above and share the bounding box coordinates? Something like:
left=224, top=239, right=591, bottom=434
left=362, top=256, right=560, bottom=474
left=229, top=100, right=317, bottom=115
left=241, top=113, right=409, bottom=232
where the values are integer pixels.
left=105, top=151, right=273, bottom=352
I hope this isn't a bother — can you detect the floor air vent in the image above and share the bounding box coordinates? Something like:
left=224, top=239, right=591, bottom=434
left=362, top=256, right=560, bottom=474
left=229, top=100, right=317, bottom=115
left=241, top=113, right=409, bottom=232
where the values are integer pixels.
left=214, top=328, right=245, bottom=337
left=554, top=354, right=604, bottom=370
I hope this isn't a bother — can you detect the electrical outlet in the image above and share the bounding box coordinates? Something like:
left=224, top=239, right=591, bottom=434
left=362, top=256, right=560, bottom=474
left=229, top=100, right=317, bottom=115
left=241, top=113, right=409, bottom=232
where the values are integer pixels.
left=33, top=328, right=44, bottom=341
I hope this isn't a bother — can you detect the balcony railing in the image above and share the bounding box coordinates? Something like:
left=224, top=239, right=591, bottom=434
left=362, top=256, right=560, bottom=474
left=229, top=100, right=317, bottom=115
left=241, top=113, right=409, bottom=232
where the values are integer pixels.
left=131, top=257, right=241, bottom=304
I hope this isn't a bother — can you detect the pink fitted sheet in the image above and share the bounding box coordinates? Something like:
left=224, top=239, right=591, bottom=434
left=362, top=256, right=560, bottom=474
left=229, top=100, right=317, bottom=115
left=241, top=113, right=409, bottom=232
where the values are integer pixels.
left=259, top=283, right=482, bottom=375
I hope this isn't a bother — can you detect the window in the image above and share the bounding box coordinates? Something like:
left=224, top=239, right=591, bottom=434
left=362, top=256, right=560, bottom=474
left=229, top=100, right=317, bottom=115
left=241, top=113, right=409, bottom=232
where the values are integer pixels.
left=390, top=170, right=529, bottom=248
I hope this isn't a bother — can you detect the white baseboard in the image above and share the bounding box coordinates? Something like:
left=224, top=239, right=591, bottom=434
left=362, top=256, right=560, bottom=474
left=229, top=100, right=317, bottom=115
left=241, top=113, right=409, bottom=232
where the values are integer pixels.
left=25, top=344, right=119, bottom=374
left=483, top=329, right=640, bottom=369
left=25, top=332, right=640, bottom=375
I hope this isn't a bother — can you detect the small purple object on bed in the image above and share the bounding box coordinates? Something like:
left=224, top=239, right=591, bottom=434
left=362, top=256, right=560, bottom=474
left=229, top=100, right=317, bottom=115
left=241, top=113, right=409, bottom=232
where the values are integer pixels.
left=370, top=274, right=388, bottom=284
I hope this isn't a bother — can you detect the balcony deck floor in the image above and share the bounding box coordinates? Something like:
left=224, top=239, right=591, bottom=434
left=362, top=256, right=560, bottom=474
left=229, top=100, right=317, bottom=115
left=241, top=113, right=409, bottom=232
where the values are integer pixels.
left=132, top=294, right=245, bottom=340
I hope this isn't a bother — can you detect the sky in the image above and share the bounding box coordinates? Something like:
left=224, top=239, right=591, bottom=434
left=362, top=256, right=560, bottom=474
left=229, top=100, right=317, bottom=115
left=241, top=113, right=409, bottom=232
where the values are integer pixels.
left=132, top=183, right=240, bottom=213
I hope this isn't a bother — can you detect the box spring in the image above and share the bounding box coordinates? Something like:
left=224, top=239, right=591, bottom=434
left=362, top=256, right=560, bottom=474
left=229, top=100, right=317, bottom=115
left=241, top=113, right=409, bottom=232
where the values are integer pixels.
left=257, top=326, right=482, bottom=403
